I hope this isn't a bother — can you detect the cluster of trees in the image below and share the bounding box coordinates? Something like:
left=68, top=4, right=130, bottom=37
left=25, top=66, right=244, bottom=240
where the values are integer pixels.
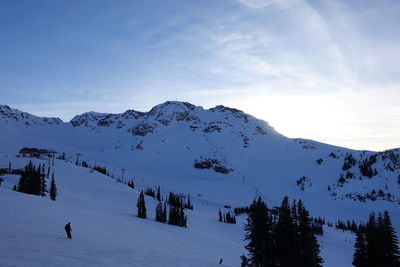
left=243, top=196, right=323, bottom=267
left=219, top=209, right=236, bottom=224
left=343, top=153, right=357, bottom=171
left=166, top=192, right=188, bottom=227
left=143, top=186, right=162, bottom=201
left=336, top=219, right=359, bottom=233
left=296, top=176, right=311, bottom=191
left=144, top=187, right=155, bottom=198
left=56, top=152, right=66, bottom=160
left=15, top=161, right=57, bottom=201
left=167, top=192, right=193, bottom=210
left=359, top=155, right=378, bottom=178
left=93, top=165, right=109, bottom=176
left=155, top=201, right=167, bottom=223
left=136, top=190, right=189, bottom=227
left=353, top=211, right=400, bottom=267
left=194, top=158, right=232, bottom=174
left=234, top=206, right=250, bottom=215
left=167, top=204, right=187, bottom=227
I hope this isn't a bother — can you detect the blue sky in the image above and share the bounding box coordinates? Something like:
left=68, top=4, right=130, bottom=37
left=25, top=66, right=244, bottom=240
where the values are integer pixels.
left=1, top=0, right=399, bottom=151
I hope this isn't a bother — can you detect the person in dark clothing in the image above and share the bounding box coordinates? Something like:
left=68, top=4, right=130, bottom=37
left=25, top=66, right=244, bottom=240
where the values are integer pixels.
left=219, top=258, right=223, bottom=264
left=64, top=222, right=72, bottom=239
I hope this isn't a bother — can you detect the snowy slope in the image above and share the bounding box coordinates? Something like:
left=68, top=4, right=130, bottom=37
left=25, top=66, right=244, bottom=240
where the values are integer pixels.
left=1, top=101, right=399, bottom=266
left=0, top=156, right=354, bottom=267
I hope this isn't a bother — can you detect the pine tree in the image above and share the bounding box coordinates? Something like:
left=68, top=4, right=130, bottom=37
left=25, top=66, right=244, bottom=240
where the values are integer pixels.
left=136, top=191, right=147, bottom=219
left=156, top=186, right=161, bottom=201
left=382, top=211, right=400, bottom=266
left=168, top=205, right=186, bottom=227
left=275, top=196, right=297, bottom=267
left=244, top=197, right=273, bottom=267
left=49, top=172, right=57, bottom=201
left=219, top=209, right=223, bottom=222
left=168, top=206, right=176, bottom=225
left=240, top=255, right=249, bottom=267
left=39, top=165, right=46, bottom=196
left=297, top=200, right=323, bottom=267
left=155, top=201, right=165, bottom=223
left=162, top=201, right=167, bottom=222
left=353, top=231, right=367, bottom=267
left=186, top=194, right=193, bottom=210
left=366, top=213, right=382, bottom=266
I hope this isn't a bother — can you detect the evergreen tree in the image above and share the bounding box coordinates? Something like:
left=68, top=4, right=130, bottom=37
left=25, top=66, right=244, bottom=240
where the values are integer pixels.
left=353, top=231, right=367, bottom=267
left=219, top=209, right=223, bottom=222
left=240, top=255, right=249, bottom=267
left=39, top=165, right=46, bottom=196
left=168, top=206, right=177, bottom=225
left=382, top=211, right=400, bottom=266
left=155, top=201, right=167, bottom=223
left=186, top=194, right=193, bottom=210
left=155, top=201, right=164, bottom=222
left=275, top=196, right=297, bottom=267
left=136, top=191, right=147, bottom=219
left=297, top=200, right=323, bottom=267
left=162, top=201, right=168, bottom=222
left=156, top=186, right=161, bottom=201
left=365, top=213, right=382, bottom=266
left=49, top=172, right=57, bottom=201
left=244, top=197, right=273, bottom=267
left=168, top=204, right=186, bottom=227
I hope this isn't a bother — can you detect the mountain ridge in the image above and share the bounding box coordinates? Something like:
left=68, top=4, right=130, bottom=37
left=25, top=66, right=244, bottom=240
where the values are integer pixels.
left=1, top=101, right=400, bottom=211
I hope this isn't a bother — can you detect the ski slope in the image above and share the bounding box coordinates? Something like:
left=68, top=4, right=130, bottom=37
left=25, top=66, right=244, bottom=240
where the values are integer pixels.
left=0, top=156, right=355, bottom=266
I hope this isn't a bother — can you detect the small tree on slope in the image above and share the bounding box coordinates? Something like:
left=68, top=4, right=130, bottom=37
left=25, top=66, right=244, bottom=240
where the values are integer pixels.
left=49, top=172, right=57, bottom=201
left=137, top=191, right=147, bottom=219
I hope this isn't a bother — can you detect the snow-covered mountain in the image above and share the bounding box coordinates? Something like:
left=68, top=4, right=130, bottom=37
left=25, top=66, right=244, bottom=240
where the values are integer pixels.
left=1, top=101, right=399, bottom=266
left=1, top=101, right=399, bottom=208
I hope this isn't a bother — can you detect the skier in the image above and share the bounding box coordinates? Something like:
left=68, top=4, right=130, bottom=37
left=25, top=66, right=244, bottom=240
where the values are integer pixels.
left=219, top=258, right=223, bottom=264
left=64, top=222, right=72, bottom=239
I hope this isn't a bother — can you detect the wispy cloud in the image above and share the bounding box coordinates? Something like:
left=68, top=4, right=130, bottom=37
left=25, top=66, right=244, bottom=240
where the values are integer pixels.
left=237, top=0, right=298, bottom=9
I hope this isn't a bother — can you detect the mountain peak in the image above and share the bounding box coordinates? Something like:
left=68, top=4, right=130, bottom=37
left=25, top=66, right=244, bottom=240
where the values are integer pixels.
left=0, top=104, right=63, bottom=126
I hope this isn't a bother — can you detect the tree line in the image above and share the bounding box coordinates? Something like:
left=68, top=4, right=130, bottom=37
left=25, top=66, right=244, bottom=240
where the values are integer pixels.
left=242, top=196, right=323, bottom=267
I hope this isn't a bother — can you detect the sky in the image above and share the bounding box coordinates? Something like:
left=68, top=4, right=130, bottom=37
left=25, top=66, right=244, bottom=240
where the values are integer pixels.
left=0, top=0, right=399, bottom=151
